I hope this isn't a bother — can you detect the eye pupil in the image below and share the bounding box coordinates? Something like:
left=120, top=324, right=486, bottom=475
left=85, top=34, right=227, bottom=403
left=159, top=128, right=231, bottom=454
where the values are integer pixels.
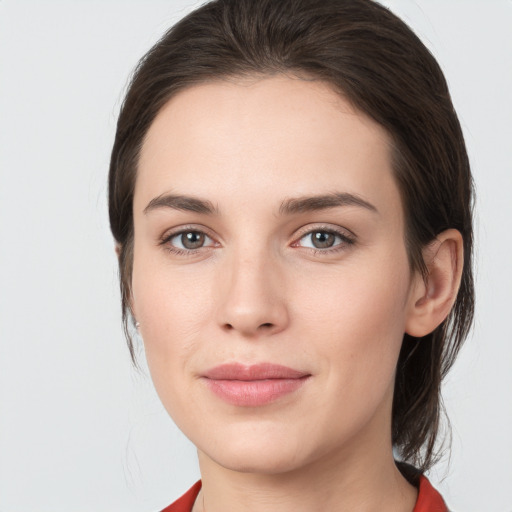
left=182, top=231, right=205, bottom=249
left=312, top=231, right=335, bottom=248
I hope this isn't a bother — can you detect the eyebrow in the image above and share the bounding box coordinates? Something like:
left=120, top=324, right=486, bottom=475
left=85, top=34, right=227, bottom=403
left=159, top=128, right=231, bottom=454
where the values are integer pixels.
left=278, top=192, right=378, bottom=215
left=143, top=191, right=378, bottom=216
left=144, top=194, right=219, bottom=215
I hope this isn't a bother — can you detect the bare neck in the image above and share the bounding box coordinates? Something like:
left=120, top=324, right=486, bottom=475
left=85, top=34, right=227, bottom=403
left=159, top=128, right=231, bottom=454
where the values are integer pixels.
left=194, top=444, right=417, bottom=512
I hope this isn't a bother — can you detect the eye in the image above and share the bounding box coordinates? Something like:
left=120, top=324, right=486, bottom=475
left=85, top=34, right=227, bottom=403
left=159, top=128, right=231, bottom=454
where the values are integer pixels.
left=303, top=231, right=337, bottom=249
left=165, top=230, right=216, bottom=251
left=294, top=228, right=354, bottom=251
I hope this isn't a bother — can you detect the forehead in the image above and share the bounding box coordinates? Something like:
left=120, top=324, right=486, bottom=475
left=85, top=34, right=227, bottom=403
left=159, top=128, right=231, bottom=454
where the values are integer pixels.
left=135, top=75, right=399, bottom=217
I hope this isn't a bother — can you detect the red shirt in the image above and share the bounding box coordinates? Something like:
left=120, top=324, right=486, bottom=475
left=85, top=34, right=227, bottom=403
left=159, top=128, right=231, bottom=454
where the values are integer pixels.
left=161, top=476, right=448, bottom=511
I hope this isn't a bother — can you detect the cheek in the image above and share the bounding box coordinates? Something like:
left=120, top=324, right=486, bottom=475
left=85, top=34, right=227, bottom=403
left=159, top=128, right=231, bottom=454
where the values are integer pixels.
left=134, top=285, right=210, bottom=430
left=296, top=254, right=411, bottom=393
left=301, top=261, right=409, bottom=328
left=130, top=249, right=214, bottom=403
left=133, top=243, right=212, bottom=338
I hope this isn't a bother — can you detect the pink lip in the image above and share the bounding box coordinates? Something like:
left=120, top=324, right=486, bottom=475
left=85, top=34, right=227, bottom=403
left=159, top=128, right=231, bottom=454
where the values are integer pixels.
left=202, top=363, right=310, bottom=407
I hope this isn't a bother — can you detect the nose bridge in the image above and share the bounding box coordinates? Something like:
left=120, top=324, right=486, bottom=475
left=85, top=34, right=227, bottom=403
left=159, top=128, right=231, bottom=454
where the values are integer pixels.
left=216, top=242, right=288, bottom=336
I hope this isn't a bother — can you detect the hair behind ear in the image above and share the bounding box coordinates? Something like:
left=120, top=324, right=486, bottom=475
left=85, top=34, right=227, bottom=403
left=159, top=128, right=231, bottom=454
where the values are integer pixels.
left=394, top=229, right=467, bottom=468
left=405, top=230, right=464, bottom=338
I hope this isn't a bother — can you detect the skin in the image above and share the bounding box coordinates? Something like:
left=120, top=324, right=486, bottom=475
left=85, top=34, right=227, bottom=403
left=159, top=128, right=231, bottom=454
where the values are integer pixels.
left=130, top=75, right=463, bottom=511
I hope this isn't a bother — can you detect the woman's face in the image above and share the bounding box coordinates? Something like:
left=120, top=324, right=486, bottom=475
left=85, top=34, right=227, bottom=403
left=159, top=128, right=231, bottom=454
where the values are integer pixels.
left=132, top=75, right=421, bottom=474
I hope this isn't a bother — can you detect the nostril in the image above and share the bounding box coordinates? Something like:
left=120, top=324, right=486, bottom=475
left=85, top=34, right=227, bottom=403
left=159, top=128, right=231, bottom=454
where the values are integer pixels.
left=260, top=323, right=274, bottom=329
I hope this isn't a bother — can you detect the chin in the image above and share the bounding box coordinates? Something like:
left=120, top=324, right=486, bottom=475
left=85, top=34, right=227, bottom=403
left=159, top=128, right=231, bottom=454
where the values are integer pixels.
left=208, top=445, right=307, bottom=475
left=194, top=420, right=321, bottom=475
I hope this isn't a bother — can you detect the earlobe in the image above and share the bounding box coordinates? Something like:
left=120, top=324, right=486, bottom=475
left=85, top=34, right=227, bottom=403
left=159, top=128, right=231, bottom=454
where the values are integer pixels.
left=405, top=229, right=464, bottom=337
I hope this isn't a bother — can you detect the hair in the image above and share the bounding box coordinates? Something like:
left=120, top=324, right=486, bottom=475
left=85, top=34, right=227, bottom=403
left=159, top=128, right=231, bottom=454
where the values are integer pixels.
left=108, top=0, right=474, bottom=474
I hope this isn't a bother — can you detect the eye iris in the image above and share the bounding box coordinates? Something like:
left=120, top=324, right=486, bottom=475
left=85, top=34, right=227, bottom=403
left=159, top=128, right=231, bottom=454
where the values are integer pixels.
left=181, top=231, right=205, bottom=249
left=312, top=231, right=335, bottom=248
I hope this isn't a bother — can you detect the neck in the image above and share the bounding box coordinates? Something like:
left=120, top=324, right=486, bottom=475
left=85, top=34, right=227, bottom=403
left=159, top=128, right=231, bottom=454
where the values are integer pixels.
left=194, top=440, right=417, bottom=512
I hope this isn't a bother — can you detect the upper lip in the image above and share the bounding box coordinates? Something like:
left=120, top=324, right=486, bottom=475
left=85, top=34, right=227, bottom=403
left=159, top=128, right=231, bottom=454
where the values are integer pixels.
left=203, top=363, right=309, bottom=381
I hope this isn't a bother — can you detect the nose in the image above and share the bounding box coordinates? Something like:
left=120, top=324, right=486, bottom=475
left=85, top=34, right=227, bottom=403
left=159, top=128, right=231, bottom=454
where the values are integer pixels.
left=216, top=249, right=289, bottom=338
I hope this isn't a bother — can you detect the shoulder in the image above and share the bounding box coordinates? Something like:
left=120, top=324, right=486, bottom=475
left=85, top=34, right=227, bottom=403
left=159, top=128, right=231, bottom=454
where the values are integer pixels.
left=413, top=475, right=449, bottom=512
left=160, top=481, right=202, bottom=512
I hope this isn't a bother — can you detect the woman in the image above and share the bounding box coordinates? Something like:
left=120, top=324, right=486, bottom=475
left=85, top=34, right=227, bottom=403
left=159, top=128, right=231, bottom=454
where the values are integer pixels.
left=109, top=0, right=474, bottom=510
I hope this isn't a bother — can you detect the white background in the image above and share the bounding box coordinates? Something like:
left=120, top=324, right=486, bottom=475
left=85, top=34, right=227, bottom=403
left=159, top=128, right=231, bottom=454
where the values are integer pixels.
left=0, top=1, right=511, bottom=511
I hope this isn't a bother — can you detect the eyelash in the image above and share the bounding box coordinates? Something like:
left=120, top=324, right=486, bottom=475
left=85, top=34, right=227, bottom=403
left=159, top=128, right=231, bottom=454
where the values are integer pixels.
left=159, top=226, right=217, bottom=257
left=292, top=226, right=356, bottom=255
left=159, top=225, right=356, bottom=257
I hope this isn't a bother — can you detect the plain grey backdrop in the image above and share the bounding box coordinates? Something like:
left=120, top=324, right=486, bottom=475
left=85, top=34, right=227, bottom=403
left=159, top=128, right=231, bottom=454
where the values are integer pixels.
left=1, top=1, right=511, bottom=511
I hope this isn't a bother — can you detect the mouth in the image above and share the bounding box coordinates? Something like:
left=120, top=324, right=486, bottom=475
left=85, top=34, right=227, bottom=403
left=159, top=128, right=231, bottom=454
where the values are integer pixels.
left=201, top=363, right=311, bottom=407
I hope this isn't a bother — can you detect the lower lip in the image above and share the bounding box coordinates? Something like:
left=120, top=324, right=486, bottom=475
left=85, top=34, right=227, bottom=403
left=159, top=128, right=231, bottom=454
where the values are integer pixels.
left=203, top=377, right=309, bottom=407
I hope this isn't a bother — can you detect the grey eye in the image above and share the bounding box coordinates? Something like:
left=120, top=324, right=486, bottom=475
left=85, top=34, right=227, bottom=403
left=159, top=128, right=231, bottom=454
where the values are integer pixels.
left=180, top=231, right=205, bottom=249
left=168, top=230, right=214, bottom=250
left=309, top=231, right=336, bottom=249
left=296, top=228, right=354, bottom=251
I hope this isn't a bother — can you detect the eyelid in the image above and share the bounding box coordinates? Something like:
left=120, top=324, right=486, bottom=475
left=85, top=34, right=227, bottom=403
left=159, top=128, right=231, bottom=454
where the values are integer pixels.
left=170, top=231, right=216, bottom=248
left=159, top=224, right=221, bottom=253
left=292, top=223, right=356, bottom=241
left=290, top=224, right=356, bottom=250
left=160, top=224, right=216, bottom=241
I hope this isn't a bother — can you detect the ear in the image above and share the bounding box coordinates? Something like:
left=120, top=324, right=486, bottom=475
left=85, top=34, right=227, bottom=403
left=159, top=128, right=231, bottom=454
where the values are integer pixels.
left=405, top=229, right=464, bottom=337
left=115, top=243, right=121, bottom=258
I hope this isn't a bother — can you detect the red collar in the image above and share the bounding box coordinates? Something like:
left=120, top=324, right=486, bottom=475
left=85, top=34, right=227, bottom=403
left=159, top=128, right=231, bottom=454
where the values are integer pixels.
left=413, top=475, right=448, bottom=512
left=162, top=476, right=448, bottom=512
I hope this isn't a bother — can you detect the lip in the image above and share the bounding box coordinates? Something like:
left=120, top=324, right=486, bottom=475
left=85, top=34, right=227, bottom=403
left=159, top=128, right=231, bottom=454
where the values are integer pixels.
left=202, top=363, right=311, bottom=407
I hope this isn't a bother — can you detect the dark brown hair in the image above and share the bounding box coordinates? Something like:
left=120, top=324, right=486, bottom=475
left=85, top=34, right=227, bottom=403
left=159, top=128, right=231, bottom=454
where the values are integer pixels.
left=109, top=0, right=474, bottom=473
